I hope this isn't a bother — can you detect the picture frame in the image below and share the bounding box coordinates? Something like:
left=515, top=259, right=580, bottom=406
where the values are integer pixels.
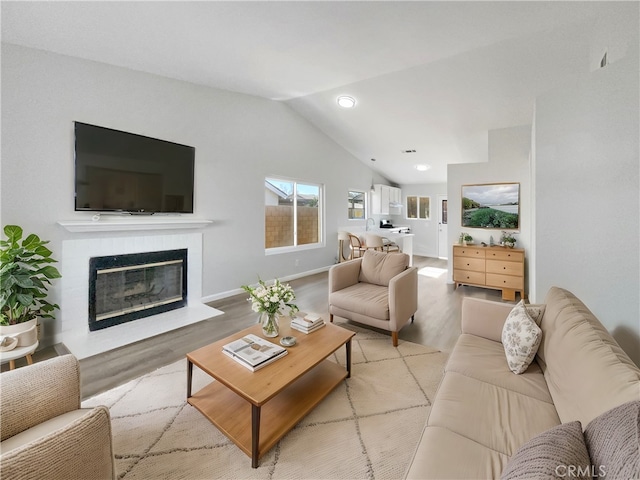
left=461, top=183, right=519, bottom=229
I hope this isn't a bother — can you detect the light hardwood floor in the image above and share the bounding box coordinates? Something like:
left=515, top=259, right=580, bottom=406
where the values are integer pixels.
left=8, top=256, right=512, bottom=400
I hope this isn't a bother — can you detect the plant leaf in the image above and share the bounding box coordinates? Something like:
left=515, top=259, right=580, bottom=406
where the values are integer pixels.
left=22, top=233, right=41, bottom=250
left=16, top=293, right=33, bottom=307
left=3, top=225, right=23, bottom=244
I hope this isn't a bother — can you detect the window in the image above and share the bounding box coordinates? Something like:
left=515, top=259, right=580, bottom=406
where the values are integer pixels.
left=265, top=177, right=322, bottom=251
left=348, top=190, right=366, bottom=219
left=407, top=196, right=430, bottom=220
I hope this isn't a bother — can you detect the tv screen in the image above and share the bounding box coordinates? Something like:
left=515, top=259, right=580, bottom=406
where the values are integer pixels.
left=74, top=122, right=195, bottom=214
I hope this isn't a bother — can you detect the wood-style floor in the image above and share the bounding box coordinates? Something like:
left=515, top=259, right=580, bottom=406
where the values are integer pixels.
left=9, top=256, right=510, bottom=400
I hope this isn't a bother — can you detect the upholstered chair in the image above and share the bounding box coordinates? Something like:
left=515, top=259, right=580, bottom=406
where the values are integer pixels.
left=0, top=354, right=116, bottom=479
left=328, top=249, right=418, bottom=346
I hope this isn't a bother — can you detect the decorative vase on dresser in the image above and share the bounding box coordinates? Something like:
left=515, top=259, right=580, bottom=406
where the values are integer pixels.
left=453, top=245, right=525, bottom=301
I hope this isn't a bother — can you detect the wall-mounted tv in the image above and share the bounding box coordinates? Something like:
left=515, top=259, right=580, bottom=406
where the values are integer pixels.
left=74, top=122, right=195, bottom=214
left=462, top=183, right=519, bottom=229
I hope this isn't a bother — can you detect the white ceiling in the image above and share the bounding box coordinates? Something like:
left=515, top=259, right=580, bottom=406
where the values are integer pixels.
left=1, top=1, right=620, bottom=184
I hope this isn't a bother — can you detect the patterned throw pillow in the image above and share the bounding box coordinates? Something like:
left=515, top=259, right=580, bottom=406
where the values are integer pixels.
left=501, top=421, right=591, bottom=479
left=502, top=300, right=543, bottom=374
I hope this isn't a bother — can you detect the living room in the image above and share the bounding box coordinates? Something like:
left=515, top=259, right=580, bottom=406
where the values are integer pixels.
left=1, top=2, right=639, bottom=477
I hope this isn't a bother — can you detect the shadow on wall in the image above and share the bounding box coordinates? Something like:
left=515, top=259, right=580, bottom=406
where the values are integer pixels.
left=612, top=326, right=640, bottom=368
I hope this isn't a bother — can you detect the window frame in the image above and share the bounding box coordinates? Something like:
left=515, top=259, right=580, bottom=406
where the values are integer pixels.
left=264, top=176, right=325, bottom=255
left=347, top=189, right=367, bottom=220
left=406, top=195, right=431, bottom=220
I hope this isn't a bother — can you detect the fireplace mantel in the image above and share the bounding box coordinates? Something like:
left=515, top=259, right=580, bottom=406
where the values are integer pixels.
left=58, top=217, right=213, bottom=233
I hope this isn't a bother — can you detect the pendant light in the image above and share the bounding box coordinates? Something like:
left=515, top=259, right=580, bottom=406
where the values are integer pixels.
left=370, top=158, right=376, bottom=192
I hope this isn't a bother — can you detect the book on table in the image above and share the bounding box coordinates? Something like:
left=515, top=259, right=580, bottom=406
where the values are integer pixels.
left=290, top=313, right=326, bottom=334
left=222, top=334, right=288, bottom=371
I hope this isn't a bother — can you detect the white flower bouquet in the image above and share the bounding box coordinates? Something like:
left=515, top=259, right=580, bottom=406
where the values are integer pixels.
left=242, top=278, right=299, bottom=317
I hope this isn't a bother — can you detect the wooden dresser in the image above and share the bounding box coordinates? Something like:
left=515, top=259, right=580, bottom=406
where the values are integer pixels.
left=453, top=245, right=525, bottom=301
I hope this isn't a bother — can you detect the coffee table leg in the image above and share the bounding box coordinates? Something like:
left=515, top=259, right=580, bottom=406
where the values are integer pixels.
left=187, top=360, right=193, bottom=398
left=346, top=339, right=352, bottom=378
left=252, top=404, right=261, bottom=468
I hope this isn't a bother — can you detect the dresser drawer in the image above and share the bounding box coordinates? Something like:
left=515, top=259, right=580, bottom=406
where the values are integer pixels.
left=486, top=260, right=524, bottom=276
left=454, top=246, right=485, bottom=258
left=454, top=270, right=485, bottom=285
left=453, top=257, right=485, bottom=272
left=486, top=273, right=524, bottom=290
left=486, top=250, right=524, bottom=262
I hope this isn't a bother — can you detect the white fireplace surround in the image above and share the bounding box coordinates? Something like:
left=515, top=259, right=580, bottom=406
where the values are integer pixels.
left=60, top=232, right=222, bottom=359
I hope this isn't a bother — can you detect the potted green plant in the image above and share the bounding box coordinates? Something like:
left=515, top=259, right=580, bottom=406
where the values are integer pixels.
left=463, top=234, right=474, bottom=245
left=0, top=225, right=61, bottom=333
left=501, top=231, right=517, bottom=248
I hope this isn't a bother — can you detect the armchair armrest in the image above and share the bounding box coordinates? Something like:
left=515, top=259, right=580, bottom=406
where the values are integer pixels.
left=1, top=354, right=81, bottom=441
left=328, top=258, right=362, bottom=293
left=389, top=267, right=418, bottom=330
left=1, top=406, right=115, bottom=480
left=461, top=297, right=515, bottom=343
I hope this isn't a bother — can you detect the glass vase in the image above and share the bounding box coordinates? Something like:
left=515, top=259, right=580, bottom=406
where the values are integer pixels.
left=260, top=312, right=279, bottom=338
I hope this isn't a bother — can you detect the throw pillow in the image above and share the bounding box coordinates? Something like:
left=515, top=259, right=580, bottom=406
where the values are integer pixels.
left=524, top=303, right=545, bottom=325
left=584, top=400, right=640, bottom=479
left=501, top=421, right=591, bottom=480
left=502, top=300, right=542, bottom=374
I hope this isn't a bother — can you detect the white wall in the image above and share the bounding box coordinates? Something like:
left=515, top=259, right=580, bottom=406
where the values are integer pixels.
left=534, top=52, right=639, bottom=365
left=1, top=44, right=375, bottom=346
left=447, top=125, right=533, bottom=286
left=395, top=183, right=447, bottom=258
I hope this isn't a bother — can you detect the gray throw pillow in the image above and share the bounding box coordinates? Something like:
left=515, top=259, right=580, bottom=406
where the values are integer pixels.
left=501, top=421, right=591, bottom=479
left=584, top=400, right=640, bottom=479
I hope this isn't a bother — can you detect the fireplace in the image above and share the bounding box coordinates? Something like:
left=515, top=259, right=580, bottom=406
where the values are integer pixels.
left=89, top=249, right=187, bottom=331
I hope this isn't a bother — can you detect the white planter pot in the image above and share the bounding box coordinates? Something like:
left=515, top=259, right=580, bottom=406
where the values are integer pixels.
left=0, top=318, right=37, bottom=335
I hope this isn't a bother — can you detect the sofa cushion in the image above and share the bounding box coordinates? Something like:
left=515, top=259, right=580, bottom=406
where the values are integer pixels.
left=502, top=300, right=542, bottom=374
left=584, top=400, right=640, bottom=478
left=358, top=250, right=408, bottom=287
left=537, top=287, right=640, bottom=426
left=447, top=334, right=554, bottom=403
left=501, top=421, right=591, bottom=480
left=405, top=425, right=509, bottom=479
left=427, top=371, right=560, bottom=457
left=329, top=282, right=390, bottom=320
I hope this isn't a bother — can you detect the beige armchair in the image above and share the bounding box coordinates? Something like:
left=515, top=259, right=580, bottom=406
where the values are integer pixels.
left=328, top=249, right=418, bottom=346
left=0, top=354, right=115, bottom=480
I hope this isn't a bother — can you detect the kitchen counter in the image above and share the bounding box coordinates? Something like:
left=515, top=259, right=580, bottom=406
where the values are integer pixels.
left=339, top=227, right=414, bottom=266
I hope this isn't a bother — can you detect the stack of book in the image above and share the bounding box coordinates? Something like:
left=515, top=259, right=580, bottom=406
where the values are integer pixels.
left=222, top=334, right=288, bottom=371
left=291, top=313, right=326, bottom=334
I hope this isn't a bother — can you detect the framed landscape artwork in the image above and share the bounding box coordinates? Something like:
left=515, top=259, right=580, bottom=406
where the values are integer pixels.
left=461, top=183, right=520, bottom=229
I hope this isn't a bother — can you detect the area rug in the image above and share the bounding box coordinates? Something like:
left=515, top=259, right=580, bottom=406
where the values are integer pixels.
left=83, top=322, right=448, bottom=480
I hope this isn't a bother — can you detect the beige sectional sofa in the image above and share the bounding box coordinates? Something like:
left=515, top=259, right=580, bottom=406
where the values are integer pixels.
left=405, top=286, right=640, bottom=479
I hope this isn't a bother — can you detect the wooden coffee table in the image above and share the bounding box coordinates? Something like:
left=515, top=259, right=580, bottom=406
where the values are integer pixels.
left=186, top=321, right=355, bottom=468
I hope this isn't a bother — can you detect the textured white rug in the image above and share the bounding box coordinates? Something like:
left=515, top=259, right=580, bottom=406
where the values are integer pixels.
left=83, top=322, right=448, bottom=479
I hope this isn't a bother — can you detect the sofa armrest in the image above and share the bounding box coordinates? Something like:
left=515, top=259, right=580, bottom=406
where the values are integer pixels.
left=0, top=354, right=81, bottom=441
left=0, top=406, right=115, bottom=480
left=328, top=258, right=362, bottom=293
left=461, top=297, right=515, bottom=343
left=389, top=267, right=418, bottom=330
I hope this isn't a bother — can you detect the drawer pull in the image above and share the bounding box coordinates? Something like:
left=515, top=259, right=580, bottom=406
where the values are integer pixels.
left=467, top=263, right=470, bottom=266
left=503, top=267, right=506, bottom=270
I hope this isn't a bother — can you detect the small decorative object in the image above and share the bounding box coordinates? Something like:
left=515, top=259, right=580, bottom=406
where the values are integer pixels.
left=280, top=336, right=297, bottom=347
left=501, top=231, right=517, bottom=248
left=0, top=225, right=61, bottom=328
left=489, top=235, right=494, bottom=246
left=463, top=234, right=473, bottom=246
left=241, top=278, right=299, bottom=338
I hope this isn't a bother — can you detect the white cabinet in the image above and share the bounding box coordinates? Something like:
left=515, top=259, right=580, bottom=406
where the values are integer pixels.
left=372, top=184, right=402, bottom=215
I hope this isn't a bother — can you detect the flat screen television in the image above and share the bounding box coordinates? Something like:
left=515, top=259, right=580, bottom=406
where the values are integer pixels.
left=74, top=122, right=195, bottom=214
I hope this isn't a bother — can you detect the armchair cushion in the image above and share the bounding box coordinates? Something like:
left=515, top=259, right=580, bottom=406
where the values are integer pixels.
left=330, top=283, right=390, bottom=320
left=359, top=250, right=408, bottom=286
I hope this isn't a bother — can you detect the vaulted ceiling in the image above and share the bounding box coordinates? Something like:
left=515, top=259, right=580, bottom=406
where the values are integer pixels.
left=1, top=1, right=626, bottom=184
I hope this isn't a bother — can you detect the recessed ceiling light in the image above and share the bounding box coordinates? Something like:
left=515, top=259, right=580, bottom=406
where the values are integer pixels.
left=415, top=164, right=430, bottom=171
left=337, top=96, right=356, bottom=108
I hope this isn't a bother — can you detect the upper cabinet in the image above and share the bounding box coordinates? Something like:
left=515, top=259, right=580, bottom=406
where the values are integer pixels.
left=372, top=184, right=402, bottom=215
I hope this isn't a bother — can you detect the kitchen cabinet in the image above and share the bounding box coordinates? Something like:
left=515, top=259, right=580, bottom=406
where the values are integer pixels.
left=372, top=184, right=402, bottom=215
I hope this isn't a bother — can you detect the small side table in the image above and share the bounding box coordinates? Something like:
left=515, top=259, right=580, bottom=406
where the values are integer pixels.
left=0, top=342, right=39, bottom=370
